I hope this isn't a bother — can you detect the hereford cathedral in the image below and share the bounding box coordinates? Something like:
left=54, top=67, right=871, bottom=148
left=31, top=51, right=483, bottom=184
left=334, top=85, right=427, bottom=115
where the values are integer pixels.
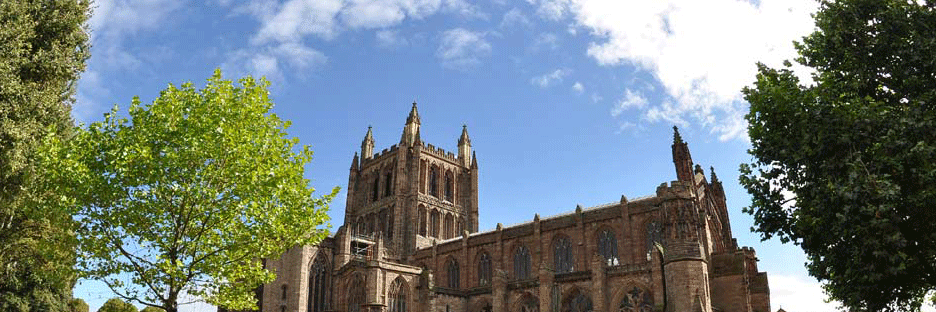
left=254, top=103, right=771, bottom=312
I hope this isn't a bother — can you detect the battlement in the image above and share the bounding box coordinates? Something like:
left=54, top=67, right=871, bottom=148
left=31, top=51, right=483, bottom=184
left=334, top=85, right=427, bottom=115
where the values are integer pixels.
left=421, top=143, right=466, bottom=164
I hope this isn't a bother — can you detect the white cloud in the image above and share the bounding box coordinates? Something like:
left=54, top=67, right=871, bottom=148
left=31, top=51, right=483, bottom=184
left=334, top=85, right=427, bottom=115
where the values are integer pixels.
left=553, top=0, right=818, bottom=141
left=572, top=82, right=584, bottom=93
left=376, top=30, right=409, bottom=48
left=610, top=88, right=647, bottom=117
left=770, top=274, right=841, bottom=312
left=225, top=42, right=327, bottom=83
left=591, top=93, right=603, bottom=103
left=500, top=8, right=532, bottom=29
left=252, top=0, right=344, bottom=44
left=531, top=69, right=569, bottom=88
left=533, top=32, right=559, bottom=51
left=437, top=28, right=492, bottom=69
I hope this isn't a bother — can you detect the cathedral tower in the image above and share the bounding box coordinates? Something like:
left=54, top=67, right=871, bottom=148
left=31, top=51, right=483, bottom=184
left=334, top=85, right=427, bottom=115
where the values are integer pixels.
left=343, top=103, right=479, bottom=258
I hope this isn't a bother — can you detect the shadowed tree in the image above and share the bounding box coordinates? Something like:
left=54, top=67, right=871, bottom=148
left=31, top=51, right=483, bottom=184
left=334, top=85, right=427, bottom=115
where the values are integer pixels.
left=741, top=0, right=936, bottom=311
left=0, top=0, right=90, bottom=311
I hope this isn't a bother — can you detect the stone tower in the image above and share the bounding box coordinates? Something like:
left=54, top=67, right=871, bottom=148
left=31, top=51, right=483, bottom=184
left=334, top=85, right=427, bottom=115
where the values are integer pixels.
left=343, top=102, right=479, bottom=259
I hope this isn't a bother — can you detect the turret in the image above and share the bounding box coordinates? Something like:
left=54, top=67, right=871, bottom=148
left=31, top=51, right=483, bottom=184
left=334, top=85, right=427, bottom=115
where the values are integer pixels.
left=401, top=102, right=421, bottom=146
left=458, top=125, right=471, bottom=166
left=672, top=126, right=694, bottom=182
left=362, top=126, right=375, bottom=160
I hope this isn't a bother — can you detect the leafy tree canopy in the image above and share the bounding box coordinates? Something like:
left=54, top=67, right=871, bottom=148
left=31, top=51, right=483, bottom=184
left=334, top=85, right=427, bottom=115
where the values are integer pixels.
left=741, top=0, right=936, bottom=311
left=97, top=298, right=136, bottom=312
left=70, top=299, right=89, bottom=312
left=0, top=0, right=90, bottom=311
left=139, top=307, right=164, bottom=312
left=38, top=70, right=336, bottom=312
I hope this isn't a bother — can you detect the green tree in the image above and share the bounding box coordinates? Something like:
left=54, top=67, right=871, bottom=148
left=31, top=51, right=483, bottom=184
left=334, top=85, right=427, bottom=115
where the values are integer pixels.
left=69, top=299, right=89, bottom=312
left=740, top=0, right=936, bottom=311
left=139, top=307, right=164, bottom=312
left=97, top=298, right=137, bottom=312
left=39, top=70, right=335, bottom=312
left=0, top=0, right=90, bottom=311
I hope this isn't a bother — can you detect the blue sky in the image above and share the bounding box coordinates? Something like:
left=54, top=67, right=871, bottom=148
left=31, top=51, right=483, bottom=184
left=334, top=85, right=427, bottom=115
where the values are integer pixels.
left=71, top=0, right=907, bottom=311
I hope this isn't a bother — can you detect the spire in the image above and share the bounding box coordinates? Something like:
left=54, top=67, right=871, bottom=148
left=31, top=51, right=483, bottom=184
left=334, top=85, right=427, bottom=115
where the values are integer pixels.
left=414, top=127, right=422, bottom=145
left=471, top=151, right=478, bottom=169
left=351, top=152, right=359, bottom=170
left=362, top=126, right=375, bottom=159
left=406, top=101, right=420, bottom=125
left=672, top=125, right=694, bottom=182
left=710, top=166, right=719, bottom=183
left=401, top=102, right=421, bottom=146
left=673, top=125, right=683, bottom=144
left=458, top=124, right=471, bottom=146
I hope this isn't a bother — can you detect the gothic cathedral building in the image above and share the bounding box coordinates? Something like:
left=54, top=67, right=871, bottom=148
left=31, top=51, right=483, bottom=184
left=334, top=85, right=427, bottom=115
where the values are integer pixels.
left=257, top=103, right=770, bottom=312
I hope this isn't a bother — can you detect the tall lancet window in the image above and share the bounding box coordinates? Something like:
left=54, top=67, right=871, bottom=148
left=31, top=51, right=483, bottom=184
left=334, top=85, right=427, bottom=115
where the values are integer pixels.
left=553, top=236, right=574, bottom=273
left=514, top=245, right=531, bottom=280
left=446, top=258, right=460, bottom=289
left=429, top=166, right=439, bottom=197
left=444, top=172, right=454, bottom=202
left=388, top=278, right=407, bottom=312
left=348, top=274, right=365, bottom=312
left=371, top=175, right=379, bottom=201
left=478, top=251, right=492, bottom=286
left=307, top=256, right=329, bottom=312
left=384, top=171, right=393, bottom=197
left=597, top=229, right=619, bottom=266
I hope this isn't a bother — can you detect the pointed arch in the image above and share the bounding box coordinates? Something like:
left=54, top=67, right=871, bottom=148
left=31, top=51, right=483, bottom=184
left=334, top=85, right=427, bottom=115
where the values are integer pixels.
left=477, top=249, right=492, bottom=286
left=429, top=165, right=439, bottom=197
left=430, top=209, right=441, bottom=238
left=552, top=234, right=574, bottom=273
left=388, top=277, right=408, bottom=312
left=307, top=254, right=330, bottom=312
left=562, top=287, right=592, bottom=312
left=616, top=285, right=654, bottom=312
left=444, top=169, right=454, bottom=202
left=418, top=205, right=427, bottom=236
left=446, top=256, right=460, bottom=289
left=513, top=243, right=532, bottom=280
left=596, top=226, right=619, bottom=266
left=645, top=219, right=663, bottom=258
left=347, top=273, right=366, bottom=312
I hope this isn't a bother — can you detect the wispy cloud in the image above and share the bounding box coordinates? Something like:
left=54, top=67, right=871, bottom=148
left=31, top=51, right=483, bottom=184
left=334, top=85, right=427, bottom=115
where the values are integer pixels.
left=572, top=82, right=584, bottom=93
left=224, top=42, right=327, bottom=83
left=531, top=68, right=569, bottom=88
left=610, top=88, right=647, bottom=117
left=545, top=0, right=818, bottom=141
left=500, top=7, right=532, bottom=29
left=437, top=28, right=492, bottom=70
left=376, top=30, right=409, bottom=49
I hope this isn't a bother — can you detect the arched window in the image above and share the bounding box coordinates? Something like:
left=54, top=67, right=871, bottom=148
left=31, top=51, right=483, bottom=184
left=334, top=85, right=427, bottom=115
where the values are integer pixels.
left=514, top=245, right=531, bottom=280
left=356, top=217, right=365, bottom=236
left=348, top=274, right=366, bottom=312
left=563, top=289, right=592, bottom=312
left=388, top=278, right=407, bottom=312
left=478, top=251, right=492, bottom=286
left=444, top=213, right=453, bottom=239
left=597, top=229, right=619, bottom=266
left=429, top=166, right=439, bottom=197
left=418, top=205, right=427, bottom=236
left=307, top=256, right=329, bottom=312
left=430, top=210, right=440, bottom=238
left=519, top=294, right=538, bottom=312
left=384, top=171, right=393, bottom=197
left=372, top=175, right=380, bottom=201
left=646, top=221, right=663, bottom=257
left=446, top=258, right=460, bottom=288
left=553, top=236, right=574, bottom=273
left=444, top=172, right=454, bottom=202
left=619, top=286, right=653, bottom=312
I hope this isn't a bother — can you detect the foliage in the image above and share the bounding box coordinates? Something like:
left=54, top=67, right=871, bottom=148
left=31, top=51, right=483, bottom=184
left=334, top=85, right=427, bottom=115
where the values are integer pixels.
left=139, top=307, right=164, bottom=312
left=740, top=0, right=936, bottom=311
left=97, top=298, right=137, bottom=312
left=0, top=0, right=90, bottom=311
left=70, top=299, right=89, bottom=312
left=38, top=70, right=336, bottom=312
